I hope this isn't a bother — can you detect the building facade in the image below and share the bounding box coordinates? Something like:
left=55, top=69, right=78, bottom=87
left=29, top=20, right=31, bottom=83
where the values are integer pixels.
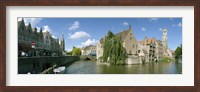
left=82, top=45, right=96, bottom=56
left=155, top=40, right=164, bottom=61
left=18, top=18, right=63, bottom=57
left=116, top=26, right=138, bottom=57
left=96, top=26, right=138, bottom=60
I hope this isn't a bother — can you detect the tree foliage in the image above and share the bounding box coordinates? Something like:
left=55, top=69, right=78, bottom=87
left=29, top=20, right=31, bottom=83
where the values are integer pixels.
left=102, top=31, right=127, bottom=64
left=175, top=44, right=182, bottom=58
left=72, top=47, right=81, bottom=56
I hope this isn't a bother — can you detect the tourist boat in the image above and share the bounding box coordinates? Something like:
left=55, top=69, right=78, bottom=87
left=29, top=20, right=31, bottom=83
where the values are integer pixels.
left=53, top=66, right=66, bottom=74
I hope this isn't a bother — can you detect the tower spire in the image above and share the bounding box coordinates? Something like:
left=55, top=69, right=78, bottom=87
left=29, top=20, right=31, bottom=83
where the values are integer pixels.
left=61, top=32, right=65, bottom=52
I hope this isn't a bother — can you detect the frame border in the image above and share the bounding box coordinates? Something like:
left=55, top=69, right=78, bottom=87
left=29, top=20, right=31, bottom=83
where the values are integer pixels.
left=0, top=0, right=199, bottom=92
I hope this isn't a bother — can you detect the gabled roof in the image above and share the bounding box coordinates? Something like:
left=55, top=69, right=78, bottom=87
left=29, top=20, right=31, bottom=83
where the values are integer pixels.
left=138, top=40, right=145, bottom=45
left=99, top=25, right=133, bottom=44
left=82, top=45, right=96, bottom=51
left=146, top=38, right=156, bottom=45
left=18, top=21, right=22, bottom=28
left=115, top=30, right=130, bottom=41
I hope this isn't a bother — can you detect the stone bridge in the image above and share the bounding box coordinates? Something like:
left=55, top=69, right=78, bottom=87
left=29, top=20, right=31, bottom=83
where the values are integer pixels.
left=18, top=56, right=80, bottom=74
left=80, top=55, right=96, bottom=61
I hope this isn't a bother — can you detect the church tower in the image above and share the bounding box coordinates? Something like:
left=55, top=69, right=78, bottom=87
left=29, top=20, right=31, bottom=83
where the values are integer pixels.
left=61, top=32, right=65, bottom=51
left=162, top=28, right=168, bottom=50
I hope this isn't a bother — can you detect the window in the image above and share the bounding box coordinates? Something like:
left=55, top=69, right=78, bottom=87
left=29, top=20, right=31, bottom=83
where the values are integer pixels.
left=132, top=44, right=134, bottom=48
left=138, top=50, right=140, bottom=53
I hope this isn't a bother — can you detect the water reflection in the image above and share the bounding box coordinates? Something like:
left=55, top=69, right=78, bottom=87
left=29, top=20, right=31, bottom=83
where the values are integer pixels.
left=64, top=61, right=182, bottom=74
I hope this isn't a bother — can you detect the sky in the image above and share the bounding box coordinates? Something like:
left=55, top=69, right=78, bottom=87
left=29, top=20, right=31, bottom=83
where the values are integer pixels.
left=18, top=18, right=182, bottom=51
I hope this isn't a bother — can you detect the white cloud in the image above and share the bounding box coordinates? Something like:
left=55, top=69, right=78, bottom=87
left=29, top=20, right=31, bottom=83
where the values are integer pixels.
left=68, top=21, right=80, bottom=30
left=36, top=26, right=41, bottom=32
left=18, top=18, right=42, bottom=27
left=43, top=25, right=51, bottom=32
left=172, top=22, right=182, bottom=27
left=68, top=31, right=90, bottom=39
left=149, top=18, right=158, bottom=21
left=123, top=22, right=128, bottom=26
left=141, top=27, right=146, bottom=31
left=52, top=35, right=57, bottom=39
left=81, top=39, right=98, bottom=47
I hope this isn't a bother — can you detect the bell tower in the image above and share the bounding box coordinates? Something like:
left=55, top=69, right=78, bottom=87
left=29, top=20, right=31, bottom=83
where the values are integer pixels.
left=162, top=28, right=168, bottom=50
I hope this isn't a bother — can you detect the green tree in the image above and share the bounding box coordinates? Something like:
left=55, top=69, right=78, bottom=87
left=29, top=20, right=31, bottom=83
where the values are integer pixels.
left=102, top=31, right=127, bottom=64
left=72, top=47, right=81, bottom=56
left=66, top=51, right=72, bottom=55
left=175, top=44, right=182, bottom=58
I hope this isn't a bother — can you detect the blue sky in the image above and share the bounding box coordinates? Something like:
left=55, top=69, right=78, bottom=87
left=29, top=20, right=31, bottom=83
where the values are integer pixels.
left=18, top=18, right=182, bottom=51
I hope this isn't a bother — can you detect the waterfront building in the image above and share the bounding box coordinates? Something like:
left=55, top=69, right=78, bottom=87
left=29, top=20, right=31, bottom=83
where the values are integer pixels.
left=116, top=25, right=138, bottom=57
left=137, top=42, right=149, bottom=63
left=96, top=38, right=104, bottom=60
left=138, top=37, right=157, bottom=62
left=43, top=31, right=51, bottom=56
left=96, top=25, right=138, bottom=60
left=164, top=49, right=174, bottom=58
left=18, top=18, right=63, bottom=57
left=51, top=36, right=62, bottom=56
left=82, top=45, right=96, bottom=56
left=154, top=40, right=164, bottom=61
left=18, top=19, right=32, bottom=56
left=18, top=19, right=42, bottom=57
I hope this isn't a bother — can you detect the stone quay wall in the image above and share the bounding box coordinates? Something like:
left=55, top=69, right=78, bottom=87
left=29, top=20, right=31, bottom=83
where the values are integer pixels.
left=18, top=56, right=80, bottom=74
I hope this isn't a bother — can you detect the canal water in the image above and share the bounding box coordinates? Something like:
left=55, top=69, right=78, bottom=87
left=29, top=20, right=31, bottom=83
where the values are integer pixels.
left=63, top=60, right=182, bottom=74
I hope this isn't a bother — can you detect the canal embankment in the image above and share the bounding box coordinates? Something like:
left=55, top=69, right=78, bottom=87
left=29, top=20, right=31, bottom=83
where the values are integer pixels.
left=18, top=56, right=80, bottom=74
